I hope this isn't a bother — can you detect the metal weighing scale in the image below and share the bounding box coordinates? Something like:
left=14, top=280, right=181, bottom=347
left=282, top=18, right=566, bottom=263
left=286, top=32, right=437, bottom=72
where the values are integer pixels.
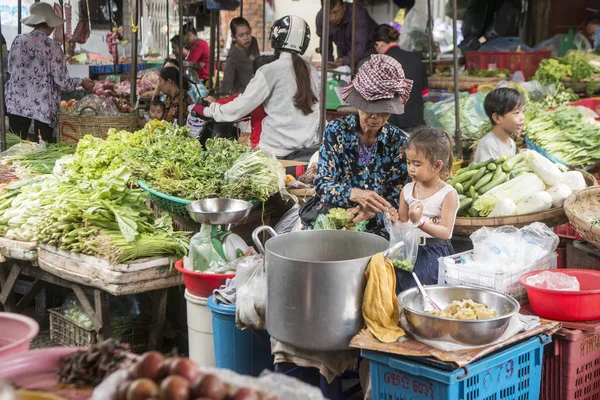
left=186, top=199, right=254, bottom=266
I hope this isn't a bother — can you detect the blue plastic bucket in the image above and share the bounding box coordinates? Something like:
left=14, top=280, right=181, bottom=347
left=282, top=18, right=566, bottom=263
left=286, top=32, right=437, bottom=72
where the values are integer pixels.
left=206, top=296, right=273, bottom=376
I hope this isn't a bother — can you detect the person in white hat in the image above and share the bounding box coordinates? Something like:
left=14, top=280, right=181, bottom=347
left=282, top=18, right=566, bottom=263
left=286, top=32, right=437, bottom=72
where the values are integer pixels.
left=5, top=2, right=94, bottom=143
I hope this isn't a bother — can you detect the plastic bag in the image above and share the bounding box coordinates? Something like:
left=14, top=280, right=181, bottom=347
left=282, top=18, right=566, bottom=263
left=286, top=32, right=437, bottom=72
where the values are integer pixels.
left=470, top=222, right=558, bottom=270
left=398, top=8, right=429, bottom=53
left=525, top=271, right=580, bottom=291
left=59, top=294, right=143, bottom=330
left=384, top=214, right=419, bottom=272
left=275, top=204, right=300, bottom=234
left=235, top=255, right=266, bottom=329
left=0, top=142, right=39, bottom=160
left=187, top=224, right=228, bottom=272
left=424, top=92, right=489, bottom=140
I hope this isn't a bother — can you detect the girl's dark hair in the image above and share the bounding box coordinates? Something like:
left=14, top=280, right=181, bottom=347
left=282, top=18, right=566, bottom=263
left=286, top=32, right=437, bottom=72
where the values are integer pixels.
left=253, top=55, right=277, bottom=73
left=407, top=126, right=454, bottom=179
left=163, top=58, right=180, bottom=68
left=230, top=17, right=251, bottom=36
left=373, top=24, right=400, bottom=44
left=286, top=52, right=317, bottom=115
left=484, top=87, right=525, bottom=125
left=150, top=100, right=165, bottom=110
left=160, top=67, right=189, bottom=91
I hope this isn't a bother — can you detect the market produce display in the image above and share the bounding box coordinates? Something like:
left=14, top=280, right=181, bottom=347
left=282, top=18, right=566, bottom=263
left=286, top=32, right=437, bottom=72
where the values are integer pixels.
left=3, top=143, right=75, bottom=175
left=112, top=351, right=272, bottom=400
left=64, top=120, right=286, bottom=203
left=313, top=208, right=368, bottom=231
left=449, top=151, right=587, bottom=218
left=523, top=105, right=600, bottom=167
left=533, top=51, right=600, bottom=95
left=434, top=69, right=512, bottom=78
left=57, top=339, right=133, bottom=387
left=0, top=167, right=189, bottom=263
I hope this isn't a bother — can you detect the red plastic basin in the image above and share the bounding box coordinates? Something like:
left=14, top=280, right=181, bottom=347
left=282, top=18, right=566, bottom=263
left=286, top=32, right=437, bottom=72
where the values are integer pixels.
left=175, top=259, right=235, bottom=298
left=0, top=312, right=40, bottom=358
left=520, top=269, right=600, bottom=321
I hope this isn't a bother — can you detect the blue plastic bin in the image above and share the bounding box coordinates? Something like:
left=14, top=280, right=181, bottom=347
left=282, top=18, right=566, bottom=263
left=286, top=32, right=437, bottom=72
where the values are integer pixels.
left=363, top=334, right=550, bottom=400
left=206, top=296, right=273, bottom=376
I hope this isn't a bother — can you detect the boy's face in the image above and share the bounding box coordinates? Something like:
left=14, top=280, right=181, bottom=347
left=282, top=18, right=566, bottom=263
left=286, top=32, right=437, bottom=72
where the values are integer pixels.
left=493, top=105, right=526, bottom=136
left=149, top=105, right=164, bottom=120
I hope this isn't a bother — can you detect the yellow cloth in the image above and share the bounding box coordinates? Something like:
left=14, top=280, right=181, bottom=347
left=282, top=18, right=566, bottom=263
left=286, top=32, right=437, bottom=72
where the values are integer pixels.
left=362, top=253, right=406, bottom=343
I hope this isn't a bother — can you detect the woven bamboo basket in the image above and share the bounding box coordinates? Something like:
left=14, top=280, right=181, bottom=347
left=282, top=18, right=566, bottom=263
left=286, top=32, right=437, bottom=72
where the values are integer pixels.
left=58, top=110, right=139, bottom=145
left=562, top=76, right=600, bottom=94
left=454, top=170, right=597, bottom=236
left=451, top=160, right=465, bottom=176
left=564, top=187, right=600, bottom=249
left=428, top=76, right=505, bottom=91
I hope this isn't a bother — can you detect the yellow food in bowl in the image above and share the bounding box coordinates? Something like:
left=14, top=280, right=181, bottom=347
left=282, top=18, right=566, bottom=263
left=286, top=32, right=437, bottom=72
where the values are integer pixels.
left=428, top=299, right=498, bottom=320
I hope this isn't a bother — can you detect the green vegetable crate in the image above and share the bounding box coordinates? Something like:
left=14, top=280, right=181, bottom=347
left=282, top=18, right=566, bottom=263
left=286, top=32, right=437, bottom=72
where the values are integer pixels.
left=49, top=307, right=149, bottom=353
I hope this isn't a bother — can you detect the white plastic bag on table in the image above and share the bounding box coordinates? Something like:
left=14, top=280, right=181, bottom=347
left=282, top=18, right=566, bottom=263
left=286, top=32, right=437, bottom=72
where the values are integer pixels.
left=235, top=255, right=267, bottom=329
left=525, top=270, right=580, bottom=291
left=384, top=213, right=419, bottom=272
left=398, top=8, right=428, bottom=53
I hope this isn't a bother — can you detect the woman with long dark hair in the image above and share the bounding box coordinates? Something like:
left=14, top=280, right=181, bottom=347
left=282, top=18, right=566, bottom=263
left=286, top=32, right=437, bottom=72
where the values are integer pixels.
left=191, top=15, right=319, bottom=158
left=220, top=17, right=261, bottom=95
left=373, top=24, right=428, bottom=132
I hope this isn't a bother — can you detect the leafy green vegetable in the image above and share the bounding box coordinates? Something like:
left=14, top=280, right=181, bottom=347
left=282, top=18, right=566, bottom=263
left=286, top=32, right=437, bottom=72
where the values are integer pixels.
left=5, top=143, right=75, bottom=175
left=393, top=259, right=414, bottom=272
left=327, top=208, right=354, bottom=227
left=313, top=208, right=367, bottom=232
left=590, top=217, right=600, bottom=227
left=533, top=52, right=600, bottom=95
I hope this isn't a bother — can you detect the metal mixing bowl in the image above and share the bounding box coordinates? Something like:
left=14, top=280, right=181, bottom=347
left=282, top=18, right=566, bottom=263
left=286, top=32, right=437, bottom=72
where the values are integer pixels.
left=186, top=199, right=253, bottom=225
left=399, top=286, right=520, bottom=346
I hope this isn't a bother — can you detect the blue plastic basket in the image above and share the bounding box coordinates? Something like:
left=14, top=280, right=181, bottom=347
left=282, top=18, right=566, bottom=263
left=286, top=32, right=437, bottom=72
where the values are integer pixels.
left=363, top=334, right=550, bottom=400
left=525, top=136, right=568, bottom=166
left=206, top=296, right=273, bottom=377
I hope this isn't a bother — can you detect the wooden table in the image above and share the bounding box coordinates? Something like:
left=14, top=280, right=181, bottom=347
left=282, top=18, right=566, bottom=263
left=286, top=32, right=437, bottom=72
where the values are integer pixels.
left=0, top=258, right=177, bottom=350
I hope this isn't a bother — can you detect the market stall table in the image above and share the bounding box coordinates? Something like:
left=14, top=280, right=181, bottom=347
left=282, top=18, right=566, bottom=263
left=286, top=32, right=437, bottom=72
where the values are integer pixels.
left=0, top=255, right=179, bottom=350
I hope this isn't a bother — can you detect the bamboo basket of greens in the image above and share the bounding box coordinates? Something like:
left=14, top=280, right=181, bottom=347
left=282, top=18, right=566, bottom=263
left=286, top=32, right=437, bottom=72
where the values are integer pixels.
left=448, top=151, right=597, bottom=236
left=564, top=187, right=600, bottom=249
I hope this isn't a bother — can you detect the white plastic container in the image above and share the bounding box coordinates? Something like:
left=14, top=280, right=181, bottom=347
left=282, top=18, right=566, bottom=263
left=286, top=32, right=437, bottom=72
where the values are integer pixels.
left=184, top=289, right=215, bottom=366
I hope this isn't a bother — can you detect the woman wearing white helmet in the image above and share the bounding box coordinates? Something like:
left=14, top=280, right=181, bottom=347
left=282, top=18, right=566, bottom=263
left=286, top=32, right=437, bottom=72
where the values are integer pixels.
left=190, top=15, right=320, bottom=158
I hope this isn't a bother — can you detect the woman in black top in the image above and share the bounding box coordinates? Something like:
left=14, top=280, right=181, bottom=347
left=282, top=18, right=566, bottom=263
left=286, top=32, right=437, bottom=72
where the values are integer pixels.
left=373, top=24, right=428, bottom=132
left=220, top=17, right=261, bottom=95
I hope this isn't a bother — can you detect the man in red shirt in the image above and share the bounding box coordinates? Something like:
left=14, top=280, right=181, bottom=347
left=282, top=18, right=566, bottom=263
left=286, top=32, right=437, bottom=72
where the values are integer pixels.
left=184, top=24, right=210, bottom=82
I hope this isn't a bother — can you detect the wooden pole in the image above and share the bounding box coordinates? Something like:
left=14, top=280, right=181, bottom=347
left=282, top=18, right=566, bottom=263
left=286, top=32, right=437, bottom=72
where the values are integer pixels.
left=350, top=1, right=356, bottom=74
left=318, top=0, right=330, bottom=143
left=262, top=0, right=267, bottom=51
left=209, top=10, right=216, bottom=89
left=18, top=0, right=22, bottom=34
left=166, top=0, right=170, bottom=57
left=0, top=11, right=6, bottom=152
left=178, top=0, right=184, bottom=125
left=240, top=0, right=243, bottom=18
left=216, top=11, right=221, bottom=89
left=426, top=0, right=433, bottom=75
left=131, top=0, right=139, bottom=107
left=452, top=0, right=462, bottom=158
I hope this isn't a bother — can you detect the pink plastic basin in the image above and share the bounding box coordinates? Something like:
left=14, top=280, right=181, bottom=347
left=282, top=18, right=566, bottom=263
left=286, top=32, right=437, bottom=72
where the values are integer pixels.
left=0, top=312, right=40, bottom=358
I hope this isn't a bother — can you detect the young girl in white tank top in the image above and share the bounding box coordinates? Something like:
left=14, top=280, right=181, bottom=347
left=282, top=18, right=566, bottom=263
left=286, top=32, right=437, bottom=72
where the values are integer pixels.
left=389, top=127, right=459, bottom=293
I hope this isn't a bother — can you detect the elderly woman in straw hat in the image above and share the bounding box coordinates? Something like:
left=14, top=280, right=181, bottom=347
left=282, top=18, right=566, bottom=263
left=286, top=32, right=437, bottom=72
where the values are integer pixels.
left=5, top=2, right=94, bottom=143
left=306, top=54, right=413, bottom=237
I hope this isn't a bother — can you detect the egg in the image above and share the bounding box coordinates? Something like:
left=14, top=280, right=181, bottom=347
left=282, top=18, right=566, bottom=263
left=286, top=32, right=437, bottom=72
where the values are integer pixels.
left=131, top=351, right=164, bottom=380
left=191, top=374, right=227, bottom=400
left=168, top=357, right=202, bottom=383
left=159, top=375, right=190, bottom=400
left=126, top=378, right=159, bottom=400
left=231, top=388, right=260, bottom=400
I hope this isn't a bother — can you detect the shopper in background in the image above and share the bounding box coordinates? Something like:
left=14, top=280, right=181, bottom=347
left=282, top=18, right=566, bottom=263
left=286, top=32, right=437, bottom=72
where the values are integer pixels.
left=373, top=24, right=428, bottom=132
left=157, top=67, right=192, bottom=125
left=183, top=24, right=210, bottom=83
left=316, top=0, right=377, bottom=69
left=582, top=12, right=600, bottom=48
left=220, top=17, right=261, bottom=95
left=5, top=2, right=93, bottom=142
left=170, top=35, right=189, bottom=60
left=191, top=16, right=320, bottom=159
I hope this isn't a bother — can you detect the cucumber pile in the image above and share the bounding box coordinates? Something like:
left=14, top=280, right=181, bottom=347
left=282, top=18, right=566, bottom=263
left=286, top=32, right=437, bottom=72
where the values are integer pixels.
left=448, top=153, right=530, bottom=217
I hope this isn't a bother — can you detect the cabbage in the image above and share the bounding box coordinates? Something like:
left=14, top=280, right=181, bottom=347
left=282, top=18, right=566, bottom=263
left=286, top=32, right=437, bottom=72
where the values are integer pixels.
left=546, top=184, right=572, bottom=208
left=473, top=173, right=546, bottom=216
left=489, top=199, right=517, bottom=217
left=560, top=171, right=586, bottom=193
left=516, top=191, right=553, bottom=215
left=524, top=150, right=562, bottom=187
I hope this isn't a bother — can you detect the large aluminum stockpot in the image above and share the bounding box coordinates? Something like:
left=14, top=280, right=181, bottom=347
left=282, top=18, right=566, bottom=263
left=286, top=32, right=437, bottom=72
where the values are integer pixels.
left=252, top=226, right=402, bottom=352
